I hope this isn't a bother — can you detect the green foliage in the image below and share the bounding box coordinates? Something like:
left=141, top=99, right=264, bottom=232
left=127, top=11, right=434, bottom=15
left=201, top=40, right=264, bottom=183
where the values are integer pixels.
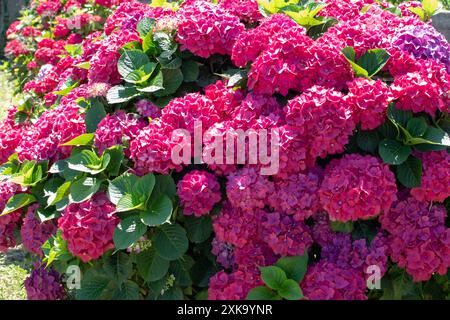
left=342, top=47, right=390, bottom=79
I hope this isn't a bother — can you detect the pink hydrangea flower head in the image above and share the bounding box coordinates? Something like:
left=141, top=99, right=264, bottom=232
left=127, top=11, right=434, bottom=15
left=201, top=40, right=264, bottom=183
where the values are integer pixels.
left=269, top=170, right=322, bottom=221
left=94, top=110, right=145, bottom=154
left=21, top=204, right=57, bottom=256
left=346, top=78, right=393, bottom=130
left=410, top=151, right=450, bottom=203
left=213, top=201, right=259, bottom=248
left=218, top=0, right=262, bottom=23
left=177, top=170, right=221, bottom=217
left=301, top=261, right=367, bottom=300
left=25, top=266, right=66, bottom=300
left=129, top=119, right=184, bottom=175
left=380, top=197, right=450, bottom=282
left=208, top=268, right=262, bottom=300
left=231, top=13, right=301, bottom=67
left=204, top=80, right=245, bottom=121
left=212, top=238, right=235, bottom=269
left=0, top=182, right=22, bottom=252
left=285, top=86, right=355, bottom=159
left=176, top=0, right=244, bottom=58
left=226, top=167, right=275, bottom=212
left=259, top=211, right=313, bottom=256
left=319, top=154, right=397, bottom=222
left=58, top=193, right=118, bottom=263
left=135, top=100, right=162, bottom=119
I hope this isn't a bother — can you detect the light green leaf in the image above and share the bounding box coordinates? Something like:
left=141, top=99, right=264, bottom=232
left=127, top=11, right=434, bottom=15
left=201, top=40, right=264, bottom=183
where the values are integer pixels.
left=140, top=194, right=172, bottom=226
left=1, top=193, right=36, bottom=216
left=60, top=133, right=94, bottom=146
left=69, top=177, right=102, bottom=203
left=259, top=266, right=287, bottom=291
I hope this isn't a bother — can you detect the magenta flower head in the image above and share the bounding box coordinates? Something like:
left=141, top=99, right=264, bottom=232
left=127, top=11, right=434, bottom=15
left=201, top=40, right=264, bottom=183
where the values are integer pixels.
left=25, top=265, right=66, bottom=300
left=58, top=193, right=118, bottom=263
left=177, top=170, right=222, bottom=217
left=21, top=204, right=57, bottom=256
left=0, top=182, right=22, bottom=252
left=319, top=154, right=397, bottom=222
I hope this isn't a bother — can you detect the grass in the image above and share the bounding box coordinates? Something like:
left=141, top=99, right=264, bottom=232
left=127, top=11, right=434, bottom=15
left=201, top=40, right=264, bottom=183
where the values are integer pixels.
left=0, top=70, right=30, bottom=300
left=0, top=247, right=30, bottom=300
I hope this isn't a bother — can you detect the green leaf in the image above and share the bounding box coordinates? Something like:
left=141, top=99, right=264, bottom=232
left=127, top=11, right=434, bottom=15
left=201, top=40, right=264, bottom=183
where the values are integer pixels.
left=137, top=17, right=155, bottom=37
left=60, top=133, right=94, bottom=146
left=140, top=194, right=172, bottom=226
left=406, top=118, right=427, bottom=137
left=136, top=247, right=170, bottom=282
left=185, top=216, right=213, bottom=243
left=275, top=254, right=308, bottom=283
left=421, top=127, right=450, bottom=146
left=396, top=156, right=422, bottom=188
left=125, top=62, right=158, bottom=84
left=107, top=85, right=141, bottom=104
left=11, top=160, right=48, bottom=187
left=113, top=216, right=147, bottom=250
left=278, top=279, right=303, bottom=300
left=422, top=0, right=438, bottom=16
left=64, top=44, right=83, bottom=57
left=152, top=223, right=188, bottom=261
left=108, top=173, right=140, bottom=205
left=103, top=146, right=124, bottom=177
left=69, top=176, right=102, bottom=203
left=76, top=270, right=111, bottom=300
left=169, top=255, right=194, bottom=287
left=387, top=104, right=412, bottom=127
left=137, top=70, right=164, bottom=93
left=378, top=139, right=411, bottom=165
left=118, top=50, right=150, bottom=79
left=143, top=32, right=157, bottom=56
left=111, top=281, right=140, bottom=300
left=181, top=60, right=200, bottom=82
left=1, top=193, right=36, bottom=216
left=259, top=266, right=287, bottom=291
left=341, top=47, right=369, bottom=78
left=47, top=181, right=71, bottom=207
left=356, top=130, right=380, bottom=153
left=330, top=221, right=354, bottom=233
left=116, top=194, right=146, bottom=212
left=159, top=57, right=182, bottom=70
left=246, top=286, right=280, bottom=300
left=357, top=48, right=390, bottom=77
left=54, top=79, right=79, bottom=96
left=154, top=69, right=183, bottom=97
left=103, top=252, right=133, bottom=285
left=74, top=62, right=90, bottom=70
left=66, top=150, right=110, bottom=174
left=133, top=173, right=156, bottom=202
left=85, top=98, right=107, bottom=133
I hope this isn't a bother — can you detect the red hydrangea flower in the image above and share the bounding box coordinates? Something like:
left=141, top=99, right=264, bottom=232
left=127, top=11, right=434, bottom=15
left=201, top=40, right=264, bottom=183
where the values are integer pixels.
left=285, top=86, right=355, bottom=159
left=177, top=170, right=221, bottom=217
left=135, top=100, right=162, bottom=119
left=269, top=170, right=322, bottom=221
left=176, top=0, right=244, bottom=58
left=346, top=78, right=393, bottom=130
left=58, top=193, right=118, bottom=263
left=204, top=80, right=245, bottom=121
left=218, top=0, right=262, bottom=23
left=380, top=198, right=450, bottom=282
left=129, top=119, right=183, bottom=175
left=319, top=154, right=397, bottom=222
left=21, top=204, right=57, bottom=256
left=94, top=111, right=145, bottom=154
left=226, top=167, right=275, bottom=212
left=208, top=268, right=262, bottom=300
left=301, top=261, right=367, bottom=300
left=259, top=211, right=313, bottom=257
left=410, top=151, right=450, bottom=203
left=25, top=266, right=66, bottom=300
left=88, top=29, right=140, bottom=85
left=212, top=238, right=235, bottom=269
left=36, top=0, right=62, bottom=16
left=0, top=182, right=22, bottom=252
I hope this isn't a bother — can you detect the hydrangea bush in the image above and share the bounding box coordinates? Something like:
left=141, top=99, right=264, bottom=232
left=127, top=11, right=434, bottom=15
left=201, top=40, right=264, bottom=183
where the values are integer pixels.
left=0, top=0, right=449, bottom=300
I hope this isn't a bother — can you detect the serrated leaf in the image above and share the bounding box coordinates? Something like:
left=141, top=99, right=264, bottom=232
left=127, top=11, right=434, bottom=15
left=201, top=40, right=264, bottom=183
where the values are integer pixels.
left=185, top=216, right=213, bottom=243
left=246, top=286, right=280, bottom=300
left=103, top=252, right=133, bottom=285
left=1, top=193, right=36, bottom=216
left=357, top=48, right=390, bottom=77
left=108, top=173, right=140, bottom=205
left=140, top=194, right=172, bottom=226
left=60, top=133, right=94, bottom=146
left=136, top=247, right=170, bottom=282
left=357, top=130, right=380, bottom=153
left=86, top=98, right=106, bottom=133
left=118, top=50, right=150, bottom=79
left=378, top=139, right=411, bottom=165
left=154, top=69, right=183, bottom=97
left=113, top=216, right=147, bottom=250
left=278, top=279, right=303, bottom=300
left=152, top=223, right=188, bottom=261
left=69, top=177, right=102, bottom=203
left=137, top=17, right=156, bottom=37
left=275, top=253, right=308, bottom=283
left=111, top=281, right=140, bottom=300
left=406, top=118, right=427, bottom=137
left=169, top=255, right=194, bottom=287
left=107, top=85, right=141, bottom=104
left=116, top=194, right=145, bottom=212
left=396, top=156, right=422, bottom=188
left=47, top=181, right=71, bottom=207
left=260, top=266, right=287, bottom=291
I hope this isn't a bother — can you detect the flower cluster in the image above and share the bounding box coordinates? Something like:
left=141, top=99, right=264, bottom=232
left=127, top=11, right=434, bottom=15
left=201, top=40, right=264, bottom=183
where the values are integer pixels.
left=0, top=182, right=22, bottom=252
left=24, top=266, right=66, bottom=300
left=177, top=170, right=222, bottom=216
left=319, top=154, right=397, bottom=222
left=58, top=193, right=118, bottom=263
left=380, top=198, right=450, bottom=282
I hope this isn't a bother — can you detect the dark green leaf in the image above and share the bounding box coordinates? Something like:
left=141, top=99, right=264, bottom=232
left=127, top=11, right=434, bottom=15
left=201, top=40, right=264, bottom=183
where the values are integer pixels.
left=185, top=216, right=213, bottom=243
left=69, top=176, right=102, bottom=203
left=181, top=60, right=200, bottom=82
left=140, top=194, right=172, bottom=226
left=107, top=85, right=141, bottom=104
left=86, top=98, right=106, bottom=133
left=275, top=254, right=308, bottom=283
left=154, top=69, right=183, bottom=97
left=406, top=118, right=427, bottom=137
left=118, top=50, right=150, bottom=79
left=357, top=130, right=380, bottom=153
left=278, top=279, right=303, bottom=300
left=246, top=286, right=280, bottom=300
left=169, top=255, right=194, bottom=287
left=137, top=17, right=155, bottom=37
left=103, top=252, right=133, bottom=285
left=357, top=49, right=390, bottom=77
left=113, top=216, right=147, bottom=250
left=111, top=280, right=140, bottom=300
left=136, top=247, right=170, bottom=282
left=259, top=266, right=287, bottom=291
left=378, top=139, right=411, bottom=165
left=396, top=156, right=422, bottom=188
left=108, top=173, right=140, bottom=205
left=153, top=223, right=189, bottom=261
left=330, top=221, right=354, bottom=233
